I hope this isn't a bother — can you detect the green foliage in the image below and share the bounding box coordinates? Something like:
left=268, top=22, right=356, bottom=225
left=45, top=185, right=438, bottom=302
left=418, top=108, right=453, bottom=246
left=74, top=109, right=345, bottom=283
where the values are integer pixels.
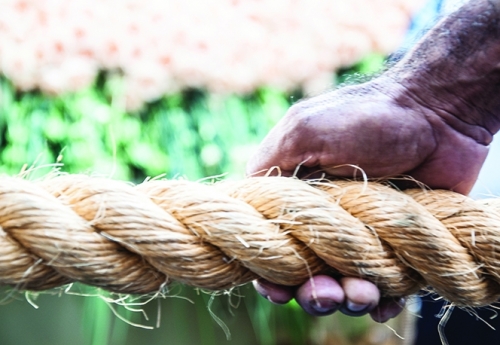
left=335, top=53, right=386, bottom=86
left=0, top=75, right=290, bottom=182
left=0, top=74, right=311, bottom=345
left=0, top=53, right=383, bottom=345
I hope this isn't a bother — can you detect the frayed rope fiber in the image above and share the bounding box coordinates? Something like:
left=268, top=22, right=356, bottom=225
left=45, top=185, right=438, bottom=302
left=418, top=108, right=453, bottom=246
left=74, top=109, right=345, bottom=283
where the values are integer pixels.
left=2, top=174, right=500, bottom=307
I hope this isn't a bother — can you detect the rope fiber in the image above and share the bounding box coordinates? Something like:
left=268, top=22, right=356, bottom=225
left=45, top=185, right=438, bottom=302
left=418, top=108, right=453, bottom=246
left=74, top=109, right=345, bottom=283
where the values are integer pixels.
left=1, top=174, right=500, bottom=307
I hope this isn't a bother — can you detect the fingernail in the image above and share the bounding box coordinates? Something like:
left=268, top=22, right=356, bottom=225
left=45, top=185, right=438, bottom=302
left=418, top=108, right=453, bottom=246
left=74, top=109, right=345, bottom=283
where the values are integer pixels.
left=340, top=300, right=371, bottom=316
left=369, top=297, right=406, bottom=323
left=309, top=298, right=339, bottom=316
left=347, top=301, right=369, bottom=312
left=252, top=279, right=294, bottom=304
left=266, top=296, right=278, bottom=304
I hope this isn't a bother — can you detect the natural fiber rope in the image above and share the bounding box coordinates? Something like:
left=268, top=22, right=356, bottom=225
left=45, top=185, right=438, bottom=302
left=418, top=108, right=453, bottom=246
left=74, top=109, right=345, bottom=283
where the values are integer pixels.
left=1, top=174, right=500, bottom=307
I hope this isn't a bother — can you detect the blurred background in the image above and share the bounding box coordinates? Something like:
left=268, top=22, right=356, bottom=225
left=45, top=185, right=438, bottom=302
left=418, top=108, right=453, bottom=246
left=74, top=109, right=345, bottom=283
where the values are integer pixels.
left=1, top=0, right=498, bottom=344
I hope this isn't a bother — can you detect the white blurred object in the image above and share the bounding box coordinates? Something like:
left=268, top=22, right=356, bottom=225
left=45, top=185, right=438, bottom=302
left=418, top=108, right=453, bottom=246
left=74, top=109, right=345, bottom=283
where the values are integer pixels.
left=471, top=138, right=500, bottom=199
left=0, top=0, right=426, bottom=108
left=441, top=0, right=469, bottom=13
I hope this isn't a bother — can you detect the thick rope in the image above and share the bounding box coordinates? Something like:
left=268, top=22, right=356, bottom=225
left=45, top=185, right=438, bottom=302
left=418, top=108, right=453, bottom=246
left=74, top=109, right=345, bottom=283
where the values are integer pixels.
left=1, top=174, right=500, bottom=307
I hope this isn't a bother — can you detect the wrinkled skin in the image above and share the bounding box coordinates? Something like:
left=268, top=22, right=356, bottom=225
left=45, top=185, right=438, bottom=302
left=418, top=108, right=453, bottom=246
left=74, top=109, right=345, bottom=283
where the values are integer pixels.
left=247, top=77, right=490, bottom=321
left=247, top=78, right=490, bottom=194
left=247, top=0, right=500, bottom=322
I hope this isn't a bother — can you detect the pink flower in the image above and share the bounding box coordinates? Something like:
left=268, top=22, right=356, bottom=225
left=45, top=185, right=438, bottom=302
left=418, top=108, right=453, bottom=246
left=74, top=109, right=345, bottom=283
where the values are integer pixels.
left=0, top=0, right=426, bottom=104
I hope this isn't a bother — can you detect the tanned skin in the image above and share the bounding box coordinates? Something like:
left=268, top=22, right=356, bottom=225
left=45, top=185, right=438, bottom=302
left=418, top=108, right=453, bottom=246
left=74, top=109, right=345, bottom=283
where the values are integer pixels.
left=247, top=0, right=500, bottom=322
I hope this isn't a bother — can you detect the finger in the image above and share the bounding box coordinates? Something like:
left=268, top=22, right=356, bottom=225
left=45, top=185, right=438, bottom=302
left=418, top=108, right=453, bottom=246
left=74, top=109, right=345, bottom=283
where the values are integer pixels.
left=252, top=279, right=295, bottom=304
left=246, top=105, right=319, bottom=177
left=338, top=277, right=380, bottom=317
left=295, top=275, right=345, bottom=316
left=246, top=120, right=297, bottom=177
left=369, top=297, right=406, bottom=323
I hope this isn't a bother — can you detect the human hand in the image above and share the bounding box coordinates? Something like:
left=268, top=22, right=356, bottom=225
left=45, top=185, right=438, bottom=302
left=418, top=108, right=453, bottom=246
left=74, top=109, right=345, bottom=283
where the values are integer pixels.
left=248, top=77, right=490, bottom=194
left=246, top=75, right=491, bottom=322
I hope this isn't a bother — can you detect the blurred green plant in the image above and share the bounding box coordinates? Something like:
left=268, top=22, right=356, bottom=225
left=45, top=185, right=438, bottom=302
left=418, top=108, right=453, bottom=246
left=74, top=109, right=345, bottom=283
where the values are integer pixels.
left=0, top=52, right=386, bottom=345
left=335, top=52, right=386, bottom=86
left=0, top=74, right=292, bottom=182
left=0, top=73, right=311, bottom=345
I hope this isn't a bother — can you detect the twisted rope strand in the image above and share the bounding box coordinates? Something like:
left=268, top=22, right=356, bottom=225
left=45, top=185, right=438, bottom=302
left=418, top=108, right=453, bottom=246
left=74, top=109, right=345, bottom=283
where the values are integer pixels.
left=1, top=175, right=500, bottom=307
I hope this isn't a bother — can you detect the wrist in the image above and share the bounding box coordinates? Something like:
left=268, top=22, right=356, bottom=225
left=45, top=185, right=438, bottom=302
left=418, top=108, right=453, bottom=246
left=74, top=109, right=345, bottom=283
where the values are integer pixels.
left=385, top=0, right=500, bottom=137
left=373, top=74, right=494, bottom=147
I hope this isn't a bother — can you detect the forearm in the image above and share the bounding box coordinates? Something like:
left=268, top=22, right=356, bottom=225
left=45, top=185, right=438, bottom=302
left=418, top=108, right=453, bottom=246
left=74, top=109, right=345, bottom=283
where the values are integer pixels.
left=385, top=0, right=500, bottom=136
